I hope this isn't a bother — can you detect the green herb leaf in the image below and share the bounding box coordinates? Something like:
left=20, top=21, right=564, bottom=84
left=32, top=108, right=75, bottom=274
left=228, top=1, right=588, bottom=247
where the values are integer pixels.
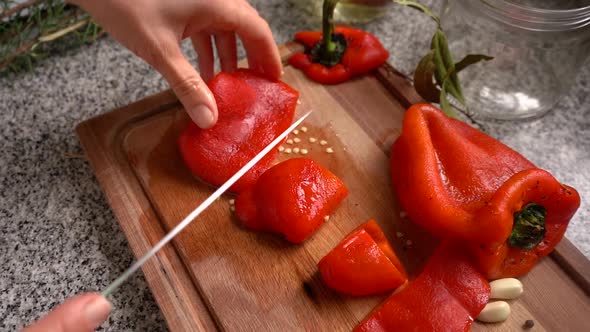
left=432, top=29, right=465, bottom=105
left=395, top=0, right=494, bottom=123
left=439, top=78, right=460, bottom=119
left=430, top=30, right=445, bottom=85
left=1, top=1, right=103, bottom=74
left=455, top=54, right=494, bottom=73
left=394, top=0, right=441, bottom=27
left=413, top=50, right=440, bottom=103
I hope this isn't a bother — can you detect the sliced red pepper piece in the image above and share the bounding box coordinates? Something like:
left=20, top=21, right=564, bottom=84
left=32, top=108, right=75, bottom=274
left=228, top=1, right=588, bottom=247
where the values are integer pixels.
left=289, top=26, right=389, bottom=85
left=235, top=158, right=348, bottom=244
left=178, top=69, right=298, bottom=193
left=390, top=104, right=581, bottom=279
left=318, top=220, right=407, bottom=296
left=355, top=242, right=490, bottom=332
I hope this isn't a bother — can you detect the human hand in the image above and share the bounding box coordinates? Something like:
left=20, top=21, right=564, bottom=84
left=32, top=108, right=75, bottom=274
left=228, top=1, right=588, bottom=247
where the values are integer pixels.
left=22, top=293, right=112, bottom=332
left=68, top=0, right=282, bottom=129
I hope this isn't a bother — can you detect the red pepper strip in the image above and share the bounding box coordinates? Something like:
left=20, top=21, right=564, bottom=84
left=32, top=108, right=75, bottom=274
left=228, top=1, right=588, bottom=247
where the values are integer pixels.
left=234, top=158, right=348, bottom=244
left=178, top=69, right=298, bottom=193
left=390, top=104, right=581, bottom=279
left=289, top=26, right=389, bottom=84
left=318, top=220, right=407, bottom=296
left=355, top=243, right=490, bottom=332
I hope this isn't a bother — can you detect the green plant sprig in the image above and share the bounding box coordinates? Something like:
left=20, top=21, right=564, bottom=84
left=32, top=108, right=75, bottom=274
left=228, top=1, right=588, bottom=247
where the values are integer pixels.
left=0, top=0, right=103, bottom=74
left=393, top=0, right=493, bottom=119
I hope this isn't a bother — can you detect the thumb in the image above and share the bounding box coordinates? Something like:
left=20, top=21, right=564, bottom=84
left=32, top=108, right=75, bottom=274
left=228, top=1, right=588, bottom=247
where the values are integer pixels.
left=154, top=45, right=218, bottom=129
left=22, top=293, right=112, bottom=332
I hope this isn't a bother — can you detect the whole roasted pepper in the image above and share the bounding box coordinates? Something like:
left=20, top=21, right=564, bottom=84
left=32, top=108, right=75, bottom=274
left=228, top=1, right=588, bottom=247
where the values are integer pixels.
left=390, top=104, right=581, bottom=279
left=318, top=220, right=407, bottom=296
left=178, top=69, right=298, bottom=193
left=355, top=242, right=490, bottom=332
left=234, top=158, right=348, bottom=244
left=288, top=0, right=389, bottom=84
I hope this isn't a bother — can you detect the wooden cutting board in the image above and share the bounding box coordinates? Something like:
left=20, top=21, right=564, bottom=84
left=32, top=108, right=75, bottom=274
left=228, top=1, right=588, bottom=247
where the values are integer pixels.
left=77, top=42, right=590, bottom=332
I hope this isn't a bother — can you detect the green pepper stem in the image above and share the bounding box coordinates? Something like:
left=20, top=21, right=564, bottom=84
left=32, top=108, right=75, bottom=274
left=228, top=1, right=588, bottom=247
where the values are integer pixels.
left=321, top=0, right=340, bottom=58
left=508, top=203, right=547, bottom=250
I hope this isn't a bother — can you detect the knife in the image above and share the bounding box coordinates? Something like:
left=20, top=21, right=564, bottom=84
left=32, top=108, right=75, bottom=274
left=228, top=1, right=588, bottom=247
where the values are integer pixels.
left=101, top=110, right=312, bottom=297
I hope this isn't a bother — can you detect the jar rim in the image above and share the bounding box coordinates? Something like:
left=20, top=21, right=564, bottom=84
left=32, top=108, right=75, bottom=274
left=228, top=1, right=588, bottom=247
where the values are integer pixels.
left=477, top=0, right=590, bottom=32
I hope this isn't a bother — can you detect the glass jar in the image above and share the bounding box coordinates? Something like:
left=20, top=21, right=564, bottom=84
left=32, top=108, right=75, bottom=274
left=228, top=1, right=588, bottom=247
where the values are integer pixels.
left=440, top=0, right=590, bottom=120
left=293, top=0, right=391, bottom=24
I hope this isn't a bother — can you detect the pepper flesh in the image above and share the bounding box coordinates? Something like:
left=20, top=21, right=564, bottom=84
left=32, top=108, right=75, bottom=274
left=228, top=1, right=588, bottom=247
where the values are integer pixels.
left=355, top=242, right=490, bottom=332
left=390, top=104, right=581, bottom=279
left=234, top=158, right=348, bottom=244
left=289, top=26, right=389, bottom=84
left=318, top=220, right=407, bottom=296
left=178, top=69, right=298, bottom=193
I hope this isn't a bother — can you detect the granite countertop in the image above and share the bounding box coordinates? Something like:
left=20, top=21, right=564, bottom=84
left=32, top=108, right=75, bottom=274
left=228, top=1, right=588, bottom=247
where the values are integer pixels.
left=1, top=0, right=588, bottom=331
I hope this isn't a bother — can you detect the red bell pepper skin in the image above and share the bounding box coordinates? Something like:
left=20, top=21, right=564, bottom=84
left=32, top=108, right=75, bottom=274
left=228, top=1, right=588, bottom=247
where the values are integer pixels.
left=234, top=158, right=348, bottom=244
left=390, top=104, right=581, bottom=279
left=471, top=168, right=581, bottom=279
left=355, top=243, right=490, bottom=332
left=318, top=220, right=407, bottom=296
left=178, top=69, right=298, bottom=193
left=289, top=26, right=389, bottom=84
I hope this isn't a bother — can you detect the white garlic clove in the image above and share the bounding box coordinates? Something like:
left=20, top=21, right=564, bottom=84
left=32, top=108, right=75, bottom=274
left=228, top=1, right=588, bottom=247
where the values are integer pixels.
left=476, top=301, right=511, bottom=323
left=489, top=278, right=524, bottom=300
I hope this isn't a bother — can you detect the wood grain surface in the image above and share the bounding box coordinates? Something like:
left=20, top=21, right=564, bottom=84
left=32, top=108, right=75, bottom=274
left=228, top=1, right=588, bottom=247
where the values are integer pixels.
left=77, top=42, right=590, bottom=332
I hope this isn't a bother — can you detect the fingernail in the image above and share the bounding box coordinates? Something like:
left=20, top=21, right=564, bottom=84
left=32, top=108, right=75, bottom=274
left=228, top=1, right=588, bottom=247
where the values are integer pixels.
left=84, top=296, right=112, bottom=329
left=189, top=105, right=215, bottom=129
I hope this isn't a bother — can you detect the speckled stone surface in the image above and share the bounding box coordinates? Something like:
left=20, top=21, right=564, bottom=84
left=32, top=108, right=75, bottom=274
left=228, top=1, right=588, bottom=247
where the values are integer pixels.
left=0, top=1, right=588, bottom=331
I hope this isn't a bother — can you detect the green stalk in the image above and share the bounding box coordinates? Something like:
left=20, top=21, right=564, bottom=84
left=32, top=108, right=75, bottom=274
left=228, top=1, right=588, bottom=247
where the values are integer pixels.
left=321, top=0, right=339, bottom=57
left=508, top=203, right=547, bottom=250
left=310, top=0, right=346, bottom=67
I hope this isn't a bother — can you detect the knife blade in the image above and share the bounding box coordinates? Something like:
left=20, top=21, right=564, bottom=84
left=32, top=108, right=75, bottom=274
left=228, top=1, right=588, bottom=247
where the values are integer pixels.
left=101, top=110, right=312, bottom=296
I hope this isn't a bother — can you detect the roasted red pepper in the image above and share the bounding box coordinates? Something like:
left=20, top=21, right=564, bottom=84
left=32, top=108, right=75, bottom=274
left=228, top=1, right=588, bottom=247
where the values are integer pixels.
left=178, top=69, right=298, bottom=193
left=355, top=242, right=490, bottom=332
left=235, top=158, right=348, bottom=244
left=318, top=220, right=407, bottom=296
left=390, top=104, right=581, bottom=279
left=288, top=0, right=389, bottom=84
